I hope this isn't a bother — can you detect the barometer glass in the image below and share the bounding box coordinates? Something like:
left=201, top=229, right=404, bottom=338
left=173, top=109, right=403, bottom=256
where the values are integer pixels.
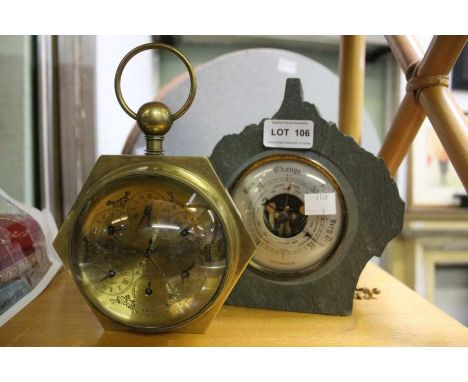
left=231, top=156, right=345, bottom=276
left=70, top=175, right=227, bottom=330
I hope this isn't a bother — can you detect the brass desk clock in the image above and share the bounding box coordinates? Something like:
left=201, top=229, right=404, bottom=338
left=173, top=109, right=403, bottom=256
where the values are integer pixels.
left=53, top=43, right=254, bottom=333
left=210, top=78, right=404, bottom=315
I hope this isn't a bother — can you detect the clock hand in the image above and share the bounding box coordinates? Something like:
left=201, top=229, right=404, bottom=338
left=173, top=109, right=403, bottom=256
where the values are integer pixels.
left=180, top=225, right=193, bottom=237
left=264, top=198, right=301, bottom=216
left=180, top=225, right=202, bottom=247
left=144, top=280, right=153, bottom=296
left=144, top=238, right=179, bottom=296
left=98, top=269, right=116, bottom=283
left=283, top=183, right=292, bottom=212
left=181, top=263, right=194, bottom=280
left=105, top=225, right=124, bottom=243
left=91, top=263, right=114, bottom=275
left=106, top=223, right=125, bottom=234
left=138, top=205, right=152, bottom=229
left=145, top=225, right=196, bottom=307
left=180, top=225, right=194, bottom=244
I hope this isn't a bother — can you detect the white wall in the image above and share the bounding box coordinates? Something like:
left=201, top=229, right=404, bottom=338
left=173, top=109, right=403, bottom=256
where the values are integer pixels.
left=0, top=36, right=34, bottom=204
left=95, top=35, right=157, bottom=156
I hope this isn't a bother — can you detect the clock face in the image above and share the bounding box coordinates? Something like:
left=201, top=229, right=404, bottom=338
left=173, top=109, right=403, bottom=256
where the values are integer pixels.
left=71, top=175, right=228, bottom=330
left=231, top=155, right=345, bottom=276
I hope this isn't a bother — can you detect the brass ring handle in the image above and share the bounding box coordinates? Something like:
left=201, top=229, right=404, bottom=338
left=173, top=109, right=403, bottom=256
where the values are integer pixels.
left=114, top=42, right=197, bottom=121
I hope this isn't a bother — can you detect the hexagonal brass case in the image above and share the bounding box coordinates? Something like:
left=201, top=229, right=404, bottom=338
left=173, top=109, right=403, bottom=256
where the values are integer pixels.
left=53, top=155, right=255, bottom=333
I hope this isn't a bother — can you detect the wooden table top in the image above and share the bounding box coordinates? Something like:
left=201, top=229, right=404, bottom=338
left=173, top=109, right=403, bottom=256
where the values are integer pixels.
left=1, top=262, right=467, bottom=346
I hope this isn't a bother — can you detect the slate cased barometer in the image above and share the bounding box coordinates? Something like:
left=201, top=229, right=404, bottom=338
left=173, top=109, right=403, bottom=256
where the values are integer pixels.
left=210, top=78, right=404, bottom=315
left=53, top=43, right=255, bottom=333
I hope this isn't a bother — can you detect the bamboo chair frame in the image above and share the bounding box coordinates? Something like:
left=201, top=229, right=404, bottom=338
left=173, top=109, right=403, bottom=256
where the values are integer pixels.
left=338, top=35, right=468, bottom=192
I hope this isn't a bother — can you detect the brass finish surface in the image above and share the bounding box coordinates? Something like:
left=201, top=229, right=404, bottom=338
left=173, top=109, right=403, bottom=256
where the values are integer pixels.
left=114, top=43, right=196, bottom=122
left=114, top=43, right=197, bottom=153
left=145, top=136, right=165, bottom=156
left=338, top=36, right=366, bottom=144
left=54, top=156, right=255, bottom=333
left=52, top=43, right=254, bottom=333
left=136, top=101, right=173, bottom=137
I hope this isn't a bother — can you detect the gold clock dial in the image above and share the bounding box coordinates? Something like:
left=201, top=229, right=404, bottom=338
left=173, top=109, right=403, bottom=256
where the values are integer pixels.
left=231, top=155, right=345, bottom=276
left=71, top=175, right=227, bottom=330
left=88, top=208, right=130, bottom=250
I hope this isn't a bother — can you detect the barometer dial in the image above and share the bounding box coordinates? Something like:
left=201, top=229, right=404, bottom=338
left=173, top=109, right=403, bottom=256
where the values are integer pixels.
left=71, top=175, right=228, bottom=330
left=88, top=208, right=130, bottom=250
left=231, top=156, right=345, bottom=276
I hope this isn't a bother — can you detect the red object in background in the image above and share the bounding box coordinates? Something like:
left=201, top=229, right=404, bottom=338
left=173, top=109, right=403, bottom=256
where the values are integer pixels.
left=0, top=216, right=43, bottom=271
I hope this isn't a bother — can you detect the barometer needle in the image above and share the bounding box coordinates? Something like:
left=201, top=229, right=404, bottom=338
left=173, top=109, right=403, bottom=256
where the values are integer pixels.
left=283, top=183, right=292, bottom=212
left=181, top=263, right=195, bottom=280
left=99, top=269, right=116, bottom=282
left=180, top=224, right=200, bottom=246
left=180, top=226, right=192, bottom=237
left=106, top=224, right=124, bottom=234
left=144, top=237, right=178, bottom=296
left=263, top=196, right=303, bottom=214
left=145, top=280, right=153, bottom=296
left=138, top=205, right=152, bottom=229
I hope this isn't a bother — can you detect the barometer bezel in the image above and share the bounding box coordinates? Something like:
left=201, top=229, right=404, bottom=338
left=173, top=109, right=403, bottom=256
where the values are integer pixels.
left=227, top=150, right=354, bottom=283
left=70, top=169, right=231, bottom=332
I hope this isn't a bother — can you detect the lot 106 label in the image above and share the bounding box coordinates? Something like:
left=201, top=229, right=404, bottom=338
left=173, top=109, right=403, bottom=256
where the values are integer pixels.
left=263, top=120, right=314, bottom=149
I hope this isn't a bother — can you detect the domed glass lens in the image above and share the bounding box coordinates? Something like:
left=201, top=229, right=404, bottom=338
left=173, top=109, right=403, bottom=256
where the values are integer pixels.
left=71, top=175, right=227, bottom=330
left=232, top=156, right=345, bottom=275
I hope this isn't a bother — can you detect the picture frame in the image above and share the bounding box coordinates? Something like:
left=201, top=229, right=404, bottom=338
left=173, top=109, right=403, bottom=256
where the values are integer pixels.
left=407, top=119, right=465, bottom=208
left=407, top=69, right=468, bottom=208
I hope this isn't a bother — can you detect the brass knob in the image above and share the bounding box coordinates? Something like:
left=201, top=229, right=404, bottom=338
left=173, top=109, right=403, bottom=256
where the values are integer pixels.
left=136, top=102, right=173, bottom=136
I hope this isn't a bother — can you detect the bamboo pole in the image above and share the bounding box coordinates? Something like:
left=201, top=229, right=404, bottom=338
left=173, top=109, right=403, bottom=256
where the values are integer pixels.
left=380, top=35, right=468, bottom=184
left=413, top=36, right=468, bottom=190
left=383, top=35, right=465, bottom=78
left=338, top=36, right=366, bottom=144
left=385, top=35, right=424, bottom=75
left=418, top=35, right=467, bottom=76
left=419, top=87, right=468, bottom=190
left=379, top=93, right=426, bottom=175
left=379, top=36, right=425, bottom=174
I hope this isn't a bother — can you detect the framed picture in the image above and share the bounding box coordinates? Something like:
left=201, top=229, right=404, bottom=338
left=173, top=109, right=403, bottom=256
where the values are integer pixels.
left=451, top=44, right=468, bottom=91
left=422, top=250, right=468, bottom=303
left=418, top=241, right=468, bottom=327
left=383, top=218, right=468, bottom=326
left=408, top=119, right=465, bottom=207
